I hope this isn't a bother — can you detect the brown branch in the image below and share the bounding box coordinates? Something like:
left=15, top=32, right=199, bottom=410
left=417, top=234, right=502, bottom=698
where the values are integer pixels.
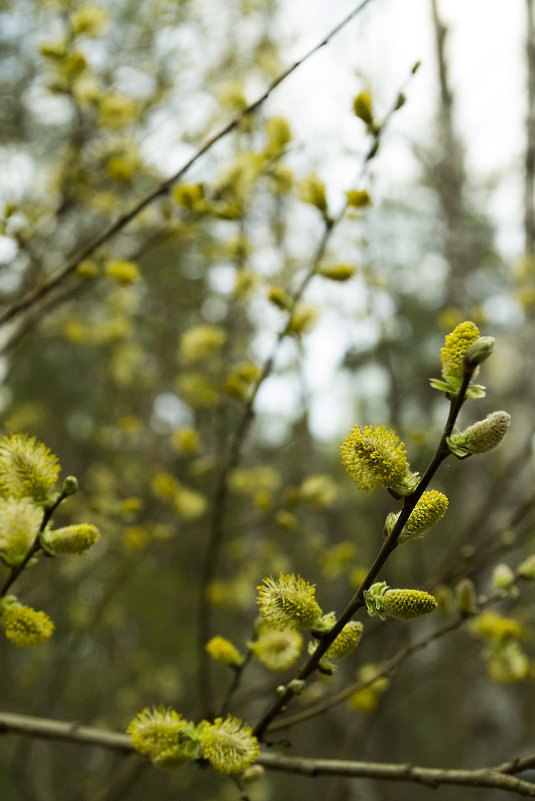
left=257, top=753, right=535, bottom=796
left=252, top=370, right=473, bottom=740
left=0, top=711, right=534, bottom=796
left=0, top=0, right=375, bottom=329
left=0, top=712, right=132, bottom=752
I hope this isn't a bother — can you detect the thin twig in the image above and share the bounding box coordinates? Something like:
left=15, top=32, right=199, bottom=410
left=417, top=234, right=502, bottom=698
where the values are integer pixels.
left=198, top=59, right=420, bottom=719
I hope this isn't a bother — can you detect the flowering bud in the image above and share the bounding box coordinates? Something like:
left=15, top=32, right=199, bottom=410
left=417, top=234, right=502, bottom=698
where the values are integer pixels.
left=1, top=601, right=54, bottom=647
left=441, top=321, right=480, bottom=381
left=383, top=589, right=437, bottom=619
left=430, top=321, right=488, bottom=397
left=387, top=490, right=449, bottom=543
left=341, top=424, right=419, bottom=495
left=249, top=626, right=302, bottom=670
left=257, top=572, right=322, bottom=630
left=205, top=636, right=244, bottom=668
left=0, top=434, right=60, bottom=505
left=127, top=706, right=201, bottom=768
left=40, top=524, right=99, bottom=555
left=364, top=582, right=437, bottom=620
left=201, top=716, right=259, bottom=775
left=326, top=621, right=363, bottom=659
left=447, top=411, right=511, bottom=457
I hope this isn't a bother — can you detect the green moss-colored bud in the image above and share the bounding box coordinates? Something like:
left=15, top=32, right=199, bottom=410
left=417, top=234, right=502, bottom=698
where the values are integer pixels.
left=456, top=578, right=478, bottom=614
left=491, top=563, right=515, bottom=590
left=463, top=336, right=495, bottom=369
left=62, top=476, right=78, bottom=495
left=447, top=411, right=511, bottom=457
left=287, top=679, right=306, bottom=694
left=241, top=764, right=265, bottom=783
left=517, top=554, right=535, bottom=579
left=341, top=424, right=419, bottom=495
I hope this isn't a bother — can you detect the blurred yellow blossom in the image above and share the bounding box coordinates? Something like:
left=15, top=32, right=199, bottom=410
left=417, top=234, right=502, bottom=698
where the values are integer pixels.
left=70, top=5, right=110, bottom=37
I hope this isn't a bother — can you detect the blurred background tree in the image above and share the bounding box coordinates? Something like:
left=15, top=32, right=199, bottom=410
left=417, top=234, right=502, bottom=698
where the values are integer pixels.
left=0, top=1, right=535, bottom=800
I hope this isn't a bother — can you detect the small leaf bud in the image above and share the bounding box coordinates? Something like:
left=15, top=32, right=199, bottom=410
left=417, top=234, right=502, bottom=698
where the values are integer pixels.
left=353, top=91, right=374, bottom=125
left=491, top=563, right=516, bottom=590
left=463, top=336, right=495, bottom=369
left=63, top=476, right=78, bottom=496
left=288, top=679, right=306, bottom=694
left=456, top=578, right=478, bottom=614
left=242, top=765, right=265, bottom=783
left=517, top=554, right=535, bottom=579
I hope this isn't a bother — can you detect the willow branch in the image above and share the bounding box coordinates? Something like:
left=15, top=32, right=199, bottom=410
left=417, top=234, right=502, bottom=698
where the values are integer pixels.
left=257, top=753, right=535, bottom=797
left=0, top=712, right=534, bottom=796
left=0, top=0, right=375, bottom=329
left=252, top=369, right=474, bottom=739
left=270, top=583, right=510, bottom=732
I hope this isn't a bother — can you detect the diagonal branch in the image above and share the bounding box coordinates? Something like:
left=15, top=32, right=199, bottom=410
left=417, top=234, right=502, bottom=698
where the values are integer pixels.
left=0, top=0, right=375, bottom=329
